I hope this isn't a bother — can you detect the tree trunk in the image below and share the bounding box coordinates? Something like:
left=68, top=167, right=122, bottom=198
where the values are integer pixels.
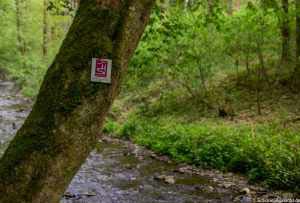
left=235, top=0, right=240, bottom=11
left=184, top=0, right=189, bottom=9
left=207, top=0, right=214, bottom=15
left=15, top=0, right=26, bottom=57
left=42, top=0, right=49, bottom=59
left=280, top=0, right=290, bottom=67
left=0, top=0, right=154, bottom=202
left=227, top=0, right=233, bottom=15
left=296, top=0, right=300, bottom=75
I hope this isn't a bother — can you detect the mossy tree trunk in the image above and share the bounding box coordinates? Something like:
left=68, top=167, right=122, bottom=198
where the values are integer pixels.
left=0, top=0, right=154, bottom=202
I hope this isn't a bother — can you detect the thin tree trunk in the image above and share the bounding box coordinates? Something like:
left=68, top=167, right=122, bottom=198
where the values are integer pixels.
left=227, top=0, right=233, bottom=15
left=184, top=0, right=189, bottom=9
left=245, top=49, right=250, bottom=76
left=235, top=0, right=241, bottom=11
left=0, top=1, right=154, bottom=203
left=280, top=0, right=290, bottom=68
left=43, top=0, right=49, bottom=58
left=15, top=0, right=26, bottom=57
left=296, top=0, right=300, bottom=75
left=256, top=85, right=262, bottom=115
left=257, top=42, right=268, bottom=82
left=207, top=0, right=214, bottom=15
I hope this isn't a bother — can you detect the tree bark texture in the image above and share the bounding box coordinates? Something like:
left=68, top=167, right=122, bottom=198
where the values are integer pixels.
left=0, top=0, right=154, bottom=202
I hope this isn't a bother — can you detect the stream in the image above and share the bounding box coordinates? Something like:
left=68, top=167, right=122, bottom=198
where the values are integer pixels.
left=0, top=80, right=297, bottom=203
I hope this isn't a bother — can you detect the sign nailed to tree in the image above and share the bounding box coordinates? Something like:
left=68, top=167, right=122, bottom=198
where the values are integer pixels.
left=91, top=58, right=112, bottom=83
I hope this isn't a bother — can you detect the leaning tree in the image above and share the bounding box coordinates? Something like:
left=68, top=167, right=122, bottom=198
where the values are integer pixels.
left=0, top=0, right=154, bottom=202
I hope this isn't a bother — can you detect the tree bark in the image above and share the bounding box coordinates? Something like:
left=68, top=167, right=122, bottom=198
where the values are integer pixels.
left=0, top=0, right=154, bottom=202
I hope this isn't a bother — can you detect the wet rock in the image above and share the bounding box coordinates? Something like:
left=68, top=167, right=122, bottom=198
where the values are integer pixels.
left=164, top=175, right=175, bottom=184
left=139, top=184, right=154, bottom=191
left=233, top=195, right=252, bottom=203
left=87, top=192, right=97, bottom=197
left=175, top=166, right=194, bottom=174
left=63, top=192, right=77, bottom=199
left=12, top=122, right=16, bottom=130
left=203, top=186, right=214, bottom=193
left=241, top=195, right=252, bottom=203
left=124, top=163, right=133, bottom=169
left=282, top=192, right=294, bottom=199
left=154, top=175, right=176, bottom=184
left=80, top=191, right=96, bottom=197
left=220, top=182, right=234, bottom=189
left=240, top=188, right=251, bottom=195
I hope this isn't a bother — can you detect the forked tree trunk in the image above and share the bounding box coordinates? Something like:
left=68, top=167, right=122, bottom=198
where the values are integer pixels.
left=0, top=0, right=154, bottom=202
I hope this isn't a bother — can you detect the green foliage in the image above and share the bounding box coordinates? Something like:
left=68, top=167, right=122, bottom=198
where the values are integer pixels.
left=114, top=116, right=300, bottom=191
left=224, top=6, right=281, bottom=72
left=127, top=3, right=284, bottom=108
left=0, top=0, right=71, bottom=96
left=103, top=118, right=122, bottom=135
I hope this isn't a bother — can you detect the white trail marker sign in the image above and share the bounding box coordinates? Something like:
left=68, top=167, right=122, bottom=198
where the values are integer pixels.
left=91, top=58, right=112, bottom=84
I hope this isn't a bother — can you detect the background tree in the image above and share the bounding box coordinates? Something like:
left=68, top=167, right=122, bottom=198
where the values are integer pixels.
left=296, top=0, right=300, bottom=77
left=43, top=0, right=49, bottom=59
left=227, top=0, right=233, bottom=15
left=15, top=0, right=26, bottom=58
left=280, top=0, right=291, bottom=69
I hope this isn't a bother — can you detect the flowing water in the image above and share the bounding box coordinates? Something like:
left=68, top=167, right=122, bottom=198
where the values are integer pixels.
left=0, top=80, right=295, bottom=203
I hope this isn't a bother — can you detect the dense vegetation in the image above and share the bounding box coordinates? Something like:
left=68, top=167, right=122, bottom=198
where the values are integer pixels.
left=1, top=0, right=300, bottom=191
left=0, top=0, right=75, bottom=96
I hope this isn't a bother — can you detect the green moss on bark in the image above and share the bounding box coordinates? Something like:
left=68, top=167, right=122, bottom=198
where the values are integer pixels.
left=0, top=0, right=155, bottom=202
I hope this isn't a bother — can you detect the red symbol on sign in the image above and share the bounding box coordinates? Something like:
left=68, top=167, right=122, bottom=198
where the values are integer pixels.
left=95, top=59, right=108, bottom=77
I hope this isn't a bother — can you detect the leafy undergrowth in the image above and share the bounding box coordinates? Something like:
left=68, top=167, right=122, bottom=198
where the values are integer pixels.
left=104, top=116, right=300, bottom=191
